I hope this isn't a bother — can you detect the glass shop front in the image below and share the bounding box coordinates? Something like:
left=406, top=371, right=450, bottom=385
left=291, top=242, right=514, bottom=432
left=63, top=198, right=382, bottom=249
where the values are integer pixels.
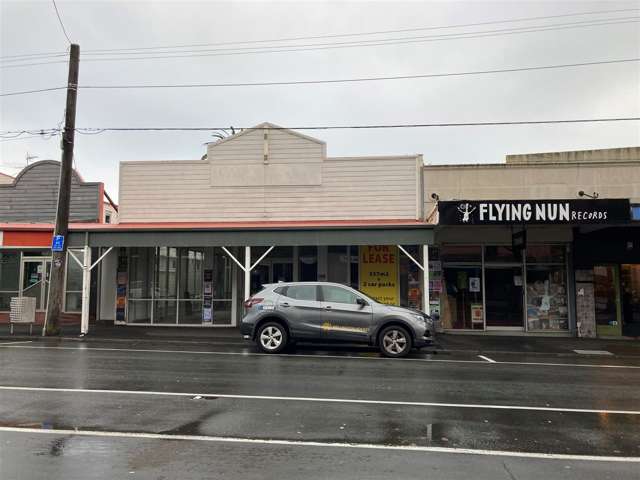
left=429, top=244, right=570, bottom=332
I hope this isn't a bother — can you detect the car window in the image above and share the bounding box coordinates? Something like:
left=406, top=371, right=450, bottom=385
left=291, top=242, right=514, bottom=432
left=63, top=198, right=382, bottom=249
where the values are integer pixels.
left=284, top=285, right=317, bottom=301
left=321, top=285, right=360, bottom=305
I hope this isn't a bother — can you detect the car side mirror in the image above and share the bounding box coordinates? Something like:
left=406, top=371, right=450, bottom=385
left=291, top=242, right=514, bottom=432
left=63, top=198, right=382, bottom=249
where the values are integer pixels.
left=356, top=297, right=368, bottom=307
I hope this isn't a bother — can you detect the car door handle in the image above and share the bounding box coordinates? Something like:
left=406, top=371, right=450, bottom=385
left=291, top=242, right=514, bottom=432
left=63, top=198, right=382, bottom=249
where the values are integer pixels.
left=324, top=305, right=332, bottom=310
left=281, top=302, right=290, bottom=307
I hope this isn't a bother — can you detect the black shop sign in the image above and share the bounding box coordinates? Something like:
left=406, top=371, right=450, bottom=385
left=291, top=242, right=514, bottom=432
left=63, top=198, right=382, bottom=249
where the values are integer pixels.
left=438, top=199, right=630, bottom=225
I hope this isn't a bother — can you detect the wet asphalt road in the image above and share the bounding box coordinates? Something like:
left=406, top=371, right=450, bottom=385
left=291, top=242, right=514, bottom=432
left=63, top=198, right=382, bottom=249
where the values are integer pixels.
left=0, top=339, right=639, bottom=479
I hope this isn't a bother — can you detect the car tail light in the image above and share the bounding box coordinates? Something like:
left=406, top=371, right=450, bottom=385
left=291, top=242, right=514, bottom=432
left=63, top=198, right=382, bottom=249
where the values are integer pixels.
left=244, top=297, right=264, bottom=309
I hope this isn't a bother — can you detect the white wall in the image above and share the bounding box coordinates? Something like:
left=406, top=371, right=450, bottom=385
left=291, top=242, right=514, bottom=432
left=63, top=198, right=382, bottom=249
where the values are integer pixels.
left=119, top=125, right=421, bottom=222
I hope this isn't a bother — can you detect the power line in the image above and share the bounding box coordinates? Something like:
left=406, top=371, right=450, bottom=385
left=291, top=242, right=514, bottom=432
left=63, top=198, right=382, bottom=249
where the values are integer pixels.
left=3, top=58, right=638, bottom=97
left=78, top=17, right=639, bottom=58
left=2, top=17, right=638, bottom=69
left=0, top=86, right=67, bottom=97
left=2, top=7, right=637, bottom=62
left=2, top=118, right=638, bottom=137
left=77, top=58, right=640, bottom=90
left=83, top=7, right=639, bottom=52
left=51, top=0, right=72, bottom=44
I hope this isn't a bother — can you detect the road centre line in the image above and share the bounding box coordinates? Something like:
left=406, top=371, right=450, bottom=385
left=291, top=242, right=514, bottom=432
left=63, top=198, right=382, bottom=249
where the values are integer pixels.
left=1, top=343, right=639, bottom=369
left=478, top=355, right=497, bottom=363
left=0, top=426, right=638, bottom=463
left=0, top=341, right=32, bottom=345
left=1, top=385, right=639, bottom=415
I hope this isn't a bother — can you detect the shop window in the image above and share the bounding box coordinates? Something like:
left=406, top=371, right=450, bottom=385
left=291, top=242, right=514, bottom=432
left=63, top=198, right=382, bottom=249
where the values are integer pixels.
left=526, top=245, right=566, bottom=264
left=349, top=246, right=359, bottom=289
left=129, top=247, right=154, bottom=299
left=440, top=266, right=484, bottom=330
left=64, top=250, right=84, bottom=313
left=299, top=246, right=317, bottom=281
left=154, top=299, right=177, bottom=324
left=526, top=266, right=568, bottom=331
left=179, top=248, right=204, bottom=300
left=0, top=251, right=20, bottom=311
left=128, top=300, right=152, bottom=324
left=399, top=245, right=422, bottom=310
left=327, top=246, right=349, bottom=284
left=212, top=300, right=232, bottom=325
left=484, top=245, right=518, bottom=263
left=440, top=245, right=481, bottom=263
left=621, top=264, right=640, bottom=336
left=155, top=247, right=178, bottom=299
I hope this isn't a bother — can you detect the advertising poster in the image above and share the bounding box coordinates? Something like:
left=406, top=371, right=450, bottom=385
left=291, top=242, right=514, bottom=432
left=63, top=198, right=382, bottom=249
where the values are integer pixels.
left=471, top=304, right=484, bottom=324
left=115, top=271, right=127, bottom=323
left=469, top=277, right=481, bottom=293
left=359, top=245, right=399, bottom=305
left=203, top=269, right=213, bottom=324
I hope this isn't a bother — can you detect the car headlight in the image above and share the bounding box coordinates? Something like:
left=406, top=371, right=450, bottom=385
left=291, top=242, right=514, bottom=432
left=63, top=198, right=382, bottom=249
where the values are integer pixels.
left=411, top=314, right=427, bottom=323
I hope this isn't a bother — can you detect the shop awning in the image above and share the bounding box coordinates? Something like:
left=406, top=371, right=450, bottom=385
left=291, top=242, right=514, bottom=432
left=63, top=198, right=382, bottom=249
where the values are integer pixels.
left=57, top=219, right=434, bottom=247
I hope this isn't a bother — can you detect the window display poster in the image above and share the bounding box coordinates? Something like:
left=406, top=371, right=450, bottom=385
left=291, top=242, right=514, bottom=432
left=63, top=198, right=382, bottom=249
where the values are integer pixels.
left=203, top=269, right=213, bottom=323
left=359, top=245, right=399, bottom=305
left=115, top=271, right=127, bottom=322
left=429, top=279, right=442, bottom=293
left=469, top=277, right=481, bottom=292
left=429, top=300, right=441, bottom=318
left=471, top=304, right=484, bottom=324
left=457, top=271, right=468, bottom=290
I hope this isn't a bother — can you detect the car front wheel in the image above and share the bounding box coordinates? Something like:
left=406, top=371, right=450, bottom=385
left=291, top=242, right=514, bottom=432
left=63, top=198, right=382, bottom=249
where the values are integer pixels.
left=379, top=325, right=412, bottom=358
left=256, top=322, right=288, bottom=354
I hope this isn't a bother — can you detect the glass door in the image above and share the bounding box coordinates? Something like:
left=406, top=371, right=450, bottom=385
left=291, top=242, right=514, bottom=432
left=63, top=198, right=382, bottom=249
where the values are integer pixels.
left=21, top=259, right=49, bottom=311
left=594, top=265, right=622, bottom=336
left=621, top=264, right=640, bottom=337
left=485, top=266, right=524, bottom=329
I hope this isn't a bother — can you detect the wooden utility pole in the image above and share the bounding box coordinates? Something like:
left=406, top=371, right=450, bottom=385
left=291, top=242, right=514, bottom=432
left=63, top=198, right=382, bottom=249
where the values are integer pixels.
left=43, top=44, right=80, bottom=336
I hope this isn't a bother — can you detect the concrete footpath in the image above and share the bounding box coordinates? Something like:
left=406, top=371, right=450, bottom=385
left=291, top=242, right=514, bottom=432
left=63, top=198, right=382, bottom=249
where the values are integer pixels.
left=2, top=321, right=639, bottom=357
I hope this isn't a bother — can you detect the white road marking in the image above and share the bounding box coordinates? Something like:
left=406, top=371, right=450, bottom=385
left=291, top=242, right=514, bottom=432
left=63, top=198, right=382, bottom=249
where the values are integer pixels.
left=1, top=385, right=639, bottom=416
left=1, top=343, right=639, bottom=369
left=0, top=341, right=32, bottom=345
left=0, top=426, right=638, bottom=462
left=574, top=350, right=614, bottom=356
left=478, top=355, right=496, bottom=363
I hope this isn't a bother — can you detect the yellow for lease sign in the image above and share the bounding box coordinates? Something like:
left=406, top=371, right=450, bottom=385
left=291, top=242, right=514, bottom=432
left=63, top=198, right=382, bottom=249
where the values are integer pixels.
left=358, top=245, right=400, bottom=305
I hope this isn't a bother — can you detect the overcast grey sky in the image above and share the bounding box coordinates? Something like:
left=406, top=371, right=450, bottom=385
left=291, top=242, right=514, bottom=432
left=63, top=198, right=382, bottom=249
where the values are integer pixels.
left=1, top=0, right=639, bottom=199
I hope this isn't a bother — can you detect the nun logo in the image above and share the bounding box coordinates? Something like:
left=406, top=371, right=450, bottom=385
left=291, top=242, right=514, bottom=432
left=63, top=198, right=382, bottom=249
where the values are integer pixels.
left=457, top=203, right=476, bottom=223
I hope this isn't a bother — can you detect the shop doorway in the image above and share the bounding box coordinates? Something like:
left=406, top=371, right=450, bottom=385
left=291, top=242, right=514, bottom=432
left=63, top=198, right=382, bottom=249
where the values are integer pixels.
left=621, top=264, right=640, bottom=337
left=594, top=265, right=622, bottom=336
left=485, top=266, right=524, bottom=329
left=20, top=257, right=51, bottom=311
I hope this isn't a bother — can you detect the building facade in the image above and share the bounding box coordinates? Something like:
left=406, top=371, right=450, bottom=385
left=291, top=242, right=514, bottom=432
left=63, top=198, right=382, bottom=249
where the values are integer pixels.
left=0, top=160, right=116, bottom=325
left=424, top=147, right=640, bottom=337
left=0, top=128, right=638, bottom=339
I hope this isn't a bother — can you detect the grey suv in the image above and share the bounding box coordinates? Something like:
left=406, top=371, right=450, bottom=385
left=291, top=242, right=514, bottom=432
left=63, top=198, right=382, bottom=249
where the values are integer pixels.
left=241, top=282, right=434, bottom=357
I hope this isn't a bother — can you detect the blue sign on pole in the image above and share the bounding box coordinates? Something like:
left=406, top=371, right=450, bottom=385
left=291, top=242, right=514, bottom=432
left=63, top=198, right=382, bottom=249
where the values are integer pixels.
left=51, top=235, right=65, bottom=252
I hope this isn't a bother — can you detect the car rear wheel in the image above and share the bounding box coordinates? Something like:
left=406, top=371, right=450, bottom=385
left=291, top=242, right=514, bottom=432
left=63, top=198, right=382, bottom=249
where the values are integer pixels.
left=379, top=325, right=412, bottom=358
left=257, top=322, right=288, bottom=354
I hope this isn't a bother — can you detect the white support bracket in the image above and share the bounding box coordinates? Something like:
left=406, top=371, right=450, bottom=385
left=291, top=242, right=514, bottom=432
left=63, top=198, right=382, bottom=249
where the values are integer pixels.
left=397, top=244, right=430, bottom=316
left=397, top=245, right=424, bottom=272
left=221, top=246, right=275, bottom=301
left=89, top=247, right=113, bottom=272
left=68, top=249, right=84, bottom=269
left=68, top=246, right=114, bottom=336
